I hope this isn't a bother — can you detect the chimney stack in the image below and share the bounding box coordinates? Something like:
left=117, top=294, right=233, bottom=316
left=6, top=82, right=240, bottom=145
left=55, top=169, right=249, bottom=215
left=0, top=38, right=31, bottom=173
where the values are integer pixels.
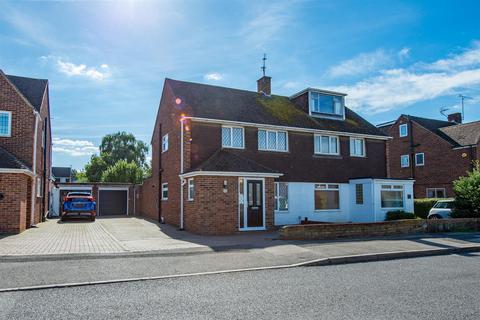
left=257, top=76, right=271, bottom=96
left=448, top=112, right=462, bottom=124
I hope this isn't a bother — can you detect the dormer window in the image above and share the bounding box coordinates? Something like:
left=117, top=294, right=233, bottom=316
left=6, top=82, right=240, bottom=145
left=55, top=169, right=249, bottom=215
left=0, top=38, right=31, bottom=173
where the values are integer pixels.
left=310, top=92, right=344, bottom=116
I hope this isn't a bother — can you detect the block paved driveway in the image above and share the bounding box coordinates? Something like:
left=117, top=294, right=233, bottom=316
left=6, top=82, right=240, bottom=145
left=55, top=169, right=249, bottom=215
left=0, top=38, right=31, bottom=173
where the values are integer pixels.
left=0, top=216, right=277, bottom=256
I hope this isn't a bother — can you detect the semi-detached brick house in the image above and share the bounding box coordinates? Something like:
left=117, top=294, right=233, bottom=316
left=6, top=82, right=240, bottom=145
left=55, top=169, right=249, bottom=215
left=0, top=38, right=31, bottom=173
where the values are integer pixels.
left=0, top=70, right=52, bottom=233
left=142, top=76, right=414, bottom=235
left=378, top=113, right=480, bottom=199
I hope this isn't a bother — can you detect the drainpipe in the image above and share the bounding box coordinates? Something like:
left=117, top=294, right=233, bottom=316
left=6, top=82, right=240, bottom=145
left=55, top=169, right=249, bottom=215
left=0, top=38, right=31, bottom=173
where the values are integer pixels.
left=30, top=112, right=40, bottom=227
left=408, top=118, right=415, bottom=179
left=179, top=116, right=185, bottom=230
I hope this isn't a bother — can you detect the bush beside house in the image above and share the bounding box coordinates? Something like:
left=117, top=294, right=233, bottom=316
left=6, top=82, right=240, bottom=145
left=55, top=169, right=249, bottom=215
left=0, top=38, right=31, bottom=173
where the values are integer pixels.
left=452, top=161, right=480, bottom=218
left=385, top=210, right=416, bottom=221
left=414, top=198, right=441, bottom=219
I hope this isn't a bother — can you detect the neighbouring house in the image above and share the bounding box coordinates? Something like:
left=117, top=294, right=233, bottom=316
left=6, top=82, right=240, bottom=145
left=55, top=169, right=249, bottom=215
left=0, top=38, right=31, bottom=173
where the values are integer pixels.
left=140, top=75, right=414, bottom=235
left=0, top=70, right=52, bottom=233
left=378, top=113, right=480, bottom=198
left=52, top=166, right=73, bottom=183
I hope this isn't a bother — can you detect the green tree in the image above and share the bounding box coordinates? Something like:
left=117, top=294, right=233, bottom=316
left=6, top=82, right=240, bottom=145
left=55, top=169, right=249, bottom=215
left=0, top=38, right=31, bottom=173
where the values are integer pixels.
left=452, top=161, right=480, bottom=218
left=100, top=131, right=149, bottom=168
left=72, top=169, right=89, bottom=183
left=85, top=155, right=108, bottom=182
left=101, top=160, right=144, bottom=184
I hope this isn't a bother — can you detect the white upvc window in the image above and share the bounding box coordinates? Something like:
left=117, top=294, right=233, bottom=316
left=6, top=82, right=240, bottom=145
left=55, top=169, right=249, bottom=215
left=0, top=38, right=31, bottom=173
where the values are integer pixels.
left=0, top=111, right=12, bottom=137
left=380, top=184, right=404, bottom=209
left=426, top=188, right=446, bottom=198
left=401, top=154, right=410, bottom=168
left=161, top=183, right=168, bottom=200
left=258, top=129, right=288, bottom=152
left=314, top=183, right=340, bottom=210
left=415, top=153, right=425, bottom=166
left=314, top=135, right=339, bottom=155
left=222, top=126, right=244, bottom=149
left=399, top=123, right=408, bottom=137
left=274, top=182, right=289, bottom=211
left=162, top=134, right=169, bottom=153
left=355, top=184, right=364, bottom=205
left=187, top=178, right=194, bottom=201
left=310, top=92, right=344, bottom=116
left=350, top=138, right=365, bottom=157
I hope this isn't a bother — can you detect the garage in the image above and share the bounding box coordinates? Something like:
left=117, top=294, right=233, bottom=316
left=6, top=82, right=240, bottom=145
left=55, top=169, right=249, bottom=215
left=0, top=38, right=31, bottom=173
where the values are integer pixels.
left=98, top=188, right=129, bottom=216
left=51, top=186, right=93, bottom=217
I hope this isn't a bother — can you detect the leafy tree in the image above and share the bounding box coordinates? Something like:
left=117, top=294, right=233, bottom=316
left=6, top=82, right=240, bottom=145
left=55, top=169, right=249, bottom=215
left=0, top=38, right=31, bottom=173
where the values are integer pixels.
left=101, top=160, right=144, bottom=184
left=72, top=169, right=89, bottom=183
left=100, top=131, right=149, bottom=168
left=452, top=161, right=480, bottom=218
left=85, top=155, right=108, bottom=182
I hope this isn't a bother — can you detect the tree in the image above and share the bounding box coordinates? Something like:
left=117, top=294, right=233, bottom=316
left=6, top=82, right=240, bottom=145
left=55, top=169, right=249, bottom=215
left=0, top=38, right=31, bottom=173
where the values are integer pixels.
left=452, top=161, right=480, bottom=218
left=72, top=169, right=89, bottom=183
left=85, top=155, right=108, bottom=182
left=101, top=160, right=145, bottom=184
left=100, top=131, right=149, bottom=168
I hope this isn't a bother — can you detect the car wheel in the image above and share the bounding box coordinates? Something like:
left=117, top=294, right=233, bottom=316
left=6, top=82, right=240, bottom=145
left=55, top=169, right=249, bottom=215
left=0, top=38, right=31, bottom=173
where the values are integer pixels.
left=91, top=216, right=96, bottom=222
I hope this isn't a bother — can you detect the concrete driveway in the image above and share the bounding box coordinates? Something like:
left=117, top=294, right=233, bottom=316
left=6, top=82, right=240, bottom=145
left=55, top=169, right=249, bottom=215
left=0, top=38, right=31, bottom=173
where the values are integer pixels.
left=0, top=216, right=278, bottom=256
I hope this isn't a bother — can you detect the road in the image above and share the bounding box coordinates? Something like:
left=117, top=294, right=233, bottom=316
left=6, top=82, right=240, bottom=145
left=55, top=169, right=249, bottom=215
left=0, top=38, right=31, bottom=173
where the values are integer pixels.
left=1, top=253, right=480, bottom=319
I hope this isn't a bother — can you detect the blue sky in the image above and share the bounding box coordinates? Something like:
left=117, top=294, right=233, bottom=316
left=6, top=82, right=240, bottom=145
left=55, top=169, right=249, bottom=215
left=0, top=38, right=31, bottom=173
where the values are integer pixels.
left=1, top=0, right=480, bottom=169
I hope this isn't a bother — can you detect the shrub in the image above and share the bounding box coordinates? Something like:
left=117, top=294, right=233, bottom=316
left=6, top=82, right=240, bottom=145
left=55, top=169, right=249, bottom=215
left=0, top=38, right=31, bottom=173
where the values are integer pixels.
left=452, top=161, right=480, bottom=218
left=385, top=210, right=416, bottom=221
left=414, top=198, right=441, bottom=219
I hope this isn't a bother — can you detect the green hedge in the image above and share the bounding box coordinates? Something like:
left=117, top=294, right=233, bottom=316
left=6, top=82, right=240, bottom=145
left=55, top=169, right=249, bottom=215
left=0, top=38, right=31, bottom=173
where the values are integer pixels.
left=414, top=198, right=441, bottom=219
left=385, top=210, right=416, bottom=221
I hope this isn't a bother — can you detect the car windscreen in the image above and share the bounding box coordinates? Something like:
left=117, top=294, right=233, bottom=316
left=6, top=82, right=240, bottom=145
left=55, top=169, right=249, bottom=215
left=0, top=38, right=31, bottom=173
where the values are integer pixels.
left=434, top=201, right=454, bottom=209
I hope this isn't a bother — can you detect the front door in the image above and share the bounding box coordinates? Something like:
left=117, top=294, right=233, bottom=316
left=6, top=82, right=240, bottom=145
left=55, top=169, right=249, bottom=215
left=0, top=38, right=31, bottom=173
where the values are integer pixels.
left=246, top=180, right=264, bottom=228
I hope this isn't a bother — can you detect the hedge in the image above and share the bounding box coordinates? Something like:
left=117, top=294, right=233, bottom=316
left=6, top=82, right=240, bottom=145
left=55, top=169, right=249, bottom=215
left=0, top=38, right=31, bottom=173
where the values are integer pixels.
left=414, top=198, right=441, bottom=219
left=385, top=210, right=416, bottom=221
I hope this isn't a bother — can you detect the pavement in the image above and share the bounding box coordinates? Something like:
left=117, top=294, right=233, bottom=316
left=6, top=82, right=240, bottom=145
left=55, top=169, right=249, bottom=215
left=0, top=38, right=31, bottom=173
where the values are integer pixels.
left=2, top=253, right=480, bottom=319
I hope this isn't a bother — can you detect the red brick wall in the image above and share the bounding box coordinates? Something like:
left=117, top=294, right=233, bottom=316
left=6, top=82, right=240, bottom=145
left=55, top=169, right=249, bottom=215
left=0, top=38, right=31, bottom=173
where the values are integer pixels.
left=183, top=176, right=275, bottom=235
left=387, top=116, right=476, bottom=198
left=137, top=177, right=158, bottom=221
left=0, top=173, right=29, bottom=233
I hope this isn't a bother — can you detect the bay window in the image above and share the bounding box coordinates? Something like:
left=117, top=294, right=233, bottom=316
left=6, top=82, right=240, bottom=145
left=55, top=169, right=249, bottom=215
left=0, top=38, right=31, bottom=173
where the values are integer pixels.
left=380, top=185, right=404, bottom=208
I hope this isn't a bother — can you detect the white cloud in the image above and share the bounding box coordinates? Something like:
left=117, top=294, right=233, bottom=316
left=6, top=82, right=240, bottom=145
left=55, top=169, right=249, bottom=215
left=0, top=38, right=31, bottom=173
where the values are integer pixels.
left=398, top=47, right=410, bottom=61
left=204, top=72, right=223, bottom=81
left=330, top=43, right=480, bottom=114
left=53, top=138, right=98, bottom=157
left=57, top=59, right=111, bottom=80
left=328, top=49, right=393, bottom=77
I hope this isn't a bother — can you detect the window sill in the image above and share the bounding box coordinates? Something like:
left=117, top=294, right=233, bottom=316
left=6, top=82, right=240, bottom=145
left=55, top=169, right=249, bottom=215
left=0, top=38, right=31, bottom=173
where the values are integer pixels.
left=314, top=209, right=341, bottom=212
left=313, top=154, right=342, bottom=159
left=275, top=210, right=289, bottom=213
left=350, top=154, right=366, bottom=158
left=222, top=146, right=245, bottom=150
left=258, top=149, right=289, bottom=153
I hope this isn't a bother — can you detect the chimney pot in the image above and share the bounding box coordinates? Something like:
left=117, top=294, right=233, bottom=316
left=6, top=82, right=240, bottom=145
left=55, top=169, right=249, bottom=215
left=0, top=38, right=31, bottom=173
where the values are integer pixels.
left=257, top=76, right=271, bottom=96
left=448, top=112, right=462, bottom=124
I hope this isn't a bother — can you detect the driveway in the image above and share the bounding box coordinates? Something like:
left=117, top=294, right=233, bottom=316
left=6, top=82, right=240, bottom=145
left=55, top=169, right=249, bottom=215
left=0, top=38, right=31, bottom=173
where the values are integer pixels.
left=0, top=216, right=278, bottom=256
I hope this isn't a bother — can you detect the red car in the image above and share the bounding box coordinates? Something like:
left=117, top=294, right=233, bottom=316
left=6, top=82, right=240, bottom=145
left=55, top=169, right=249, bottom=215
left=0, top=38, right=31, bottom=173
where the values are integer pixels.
left=61, top=192, right=97, bottom=221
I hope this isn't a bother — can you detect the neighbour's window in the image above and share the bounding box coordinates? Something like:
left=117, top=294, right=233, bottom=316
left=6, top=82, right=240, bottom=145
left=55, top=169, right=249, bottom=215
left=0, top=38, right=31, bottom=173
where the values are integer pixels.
left=415, top=153, right=425, bottom=166
left=310, top=92, right=343, bottom=115
left=399, top=123, right=408, bottom=137
left=350, top=138, right=365, bottom=157
left=36, top=177, right=42, bottom=197
left=0, top=111, right=12, bottom=137
left=187, top=178, right=194, bottom=201
left=314, top=135, right=339, bottom=155
left=274, top=182, right=289, bottom=211
left=161, top=183, right=168, bottom=200
left=258, top=129, right=288, bottom=152
left=355, top=184, right=364, bottom=205
left=401, top=155, right=410, bottom=168
left=222, top=126, right=244, bottom=149
left=426, top=188, right=446, bottom=198
left=381, top=185, right=404, bottom=208
left=314, top=184, right=340, bottom=210
left=162, top=134, right=169, bottom=152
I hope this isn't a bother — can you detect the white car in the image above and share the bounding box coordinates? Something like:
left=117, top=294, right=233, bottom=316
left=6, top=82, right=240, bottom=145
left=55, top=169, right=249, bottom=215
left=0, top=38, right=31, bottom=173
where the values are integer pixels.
left=427, top=199, right=455, bottom=219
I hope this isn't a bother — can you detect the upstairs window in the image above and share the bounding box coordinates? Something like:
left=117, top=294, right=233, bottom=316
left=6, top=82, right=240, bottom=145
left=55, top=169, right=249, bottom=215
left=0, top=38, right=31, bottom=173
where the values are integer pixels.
left=222, top=126, right=244, bottom=149
left=399, top=124, right=408, bottom=137
left=314, top=135, right=339, bottom=155
left=258, top=129, right=288, bottom=152
left=401, top=155, right=410, bottom=168
left=415, top=153, right=425, bottom=166
left=426, top=188, right=446, bottom=198
left=350, top=138, right=365, bottom=157
left=161, top=183, right=168, bottom=200
left=0, top=111, right=12, bottom=137
left=310, top=92, right=343, bottom=116
left=162, top=134, right=169, bottom=153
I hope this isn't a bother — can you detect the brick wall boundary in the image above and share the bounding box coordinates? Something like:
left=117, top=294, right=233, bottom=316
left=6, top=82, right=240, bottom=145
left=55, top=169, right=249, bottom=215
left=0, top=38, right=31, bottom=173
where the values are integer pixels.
left=280, top=218, right=480, bottom=240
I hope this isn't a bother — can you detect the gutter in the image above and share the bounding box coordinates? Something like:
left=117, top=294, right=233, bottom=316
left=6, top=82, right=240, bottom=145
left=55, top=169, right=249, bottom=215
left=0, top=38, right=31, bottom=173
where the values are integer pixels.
left=179, top=118, right=185, bottom=230
left=0, top=168, right=34, bottom=177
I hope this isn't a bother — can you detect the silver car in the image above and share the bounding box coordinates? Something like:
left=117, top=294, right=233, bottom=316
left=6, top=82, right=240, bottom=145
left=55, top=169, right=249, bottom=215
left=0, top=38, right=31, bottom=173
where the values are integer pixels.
left=427, top=199, right=455, bottom=219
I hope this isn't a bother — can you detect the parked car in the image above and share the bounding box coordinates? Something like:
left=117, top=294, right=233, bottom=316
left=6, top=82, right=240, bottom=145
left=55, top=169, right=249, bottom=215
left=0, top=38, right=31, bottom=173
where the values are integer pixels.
left=61, top=192, right=97, bottom=221
left=427, top=199, right=455, bottom=219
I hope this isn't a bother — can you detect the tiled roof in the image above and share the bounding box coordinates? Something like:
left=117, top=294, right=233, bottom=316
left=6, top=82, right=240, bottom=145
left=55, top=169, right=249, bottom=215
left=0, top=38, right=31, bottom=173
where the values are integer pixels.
left=190, top=149, right=279, bottom=173
left=166, top=79, right=387, bottom=136
left=0, top=147, right=31, bottom=170
left=439, top=121, right=480, bottom=147
left=6, top=74, right=48, bottom=112
left=52, top=167, right=72, bottom=178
